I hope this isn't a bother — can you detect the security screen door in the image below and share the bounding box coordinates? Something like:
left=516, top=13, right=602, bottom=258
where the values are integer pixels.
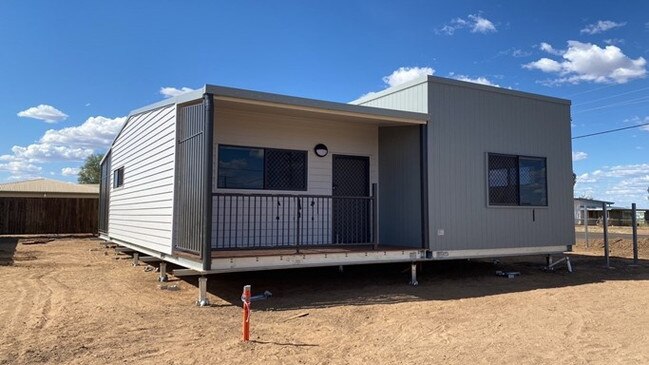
left=332, top=155, right=370, bottom=244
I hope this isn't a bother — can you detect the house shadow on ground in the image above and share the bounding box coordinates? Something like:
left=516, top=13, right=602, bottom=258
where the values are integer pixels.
left=174, top=253, right=649, bottom=312
left=0, top=237, right=19, bottom=266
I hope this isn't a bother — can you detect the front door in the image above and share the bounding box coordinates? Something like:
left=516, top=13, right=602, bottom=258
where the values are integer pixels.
left=332, top=155, right=370, bottom=243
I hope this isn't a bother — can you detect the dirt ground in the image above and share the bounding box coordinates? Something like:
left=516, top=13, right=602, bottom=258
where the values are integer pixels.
left=1, top=237, right=649, bottom=365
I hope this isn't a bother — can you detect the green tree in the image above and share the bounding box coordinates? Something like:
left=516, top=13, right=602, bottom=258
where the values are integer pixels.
left=78, top=154, right=103, bottom=184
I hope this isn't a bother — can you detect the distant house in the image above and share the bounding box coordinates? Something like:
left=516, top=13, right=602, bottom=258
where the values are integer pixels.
left=574, top=198, right=647, bottom=226
left=573, top=198, right=614, bottom=225
left=0, top=178, right=99, bottom=234
left=608, top=207, right=648, bottom=226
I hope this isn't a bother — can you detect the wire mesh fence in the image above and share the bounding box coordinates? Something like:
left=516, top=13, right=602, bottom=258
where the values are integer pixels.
left=574, top=208, right=647, bottom=266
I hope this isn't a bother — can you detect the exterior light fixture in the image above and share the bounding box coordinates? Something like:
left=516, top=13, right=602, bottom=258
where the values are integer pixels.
left=314, top=143, right=328, bottom=157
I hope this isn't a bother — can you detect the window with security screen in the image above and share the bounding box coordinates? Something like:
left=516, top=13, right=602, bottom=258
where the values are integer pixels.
left=488, top=153, right=547, bottom=206
left=265, top=149, right=307, bottom=191
left=217, top=145, right=307, bottom=191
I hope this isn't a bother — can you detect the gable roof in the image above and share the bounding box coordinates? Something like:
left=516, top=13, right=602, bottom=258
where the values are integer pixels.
left=0, top=178, right=98, bottom=198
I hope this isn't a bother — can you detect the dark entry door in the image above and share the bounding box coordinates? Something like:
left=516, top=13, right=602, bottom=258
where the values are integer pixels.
left=332, top=155, right=370, bottom=244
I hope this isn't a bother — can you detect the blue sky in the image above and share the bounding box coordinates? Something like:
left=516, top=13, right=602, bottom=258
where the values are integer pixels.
left=1, top=1, right=648, bottom=207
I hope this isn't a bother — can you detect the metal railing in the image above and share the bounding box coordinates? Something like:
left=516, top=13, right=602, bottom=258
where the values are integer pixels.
left=212, top=187, right=377, bottom=250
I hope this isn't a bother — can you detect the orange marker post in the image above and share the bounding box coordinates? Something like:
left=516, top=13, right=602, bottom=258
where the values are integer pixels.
left=242, top=285, right=251, bottom=341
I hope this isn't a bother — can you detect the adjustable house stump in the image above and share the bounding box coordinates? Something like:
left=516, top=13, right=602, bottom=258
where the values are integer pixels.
left=196, top=276, right=210, bottom=307
left=409, top=262, right=418, bottom=286
left=158, top=262, right=168, bottom=282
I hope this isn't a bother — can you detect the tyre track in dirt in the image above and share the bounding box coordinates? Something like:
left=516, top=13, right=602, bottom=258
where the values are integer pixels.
left=0, top=259, right=61, bottom=363
left=0, top=240, right=98, bottom=364
left=0, top=267, right=29, bottom=363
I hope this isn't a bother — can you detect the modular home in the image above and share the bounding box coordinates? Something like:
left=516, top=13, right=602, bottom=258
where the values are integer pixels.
left=99, top=76, right=574, bottom=283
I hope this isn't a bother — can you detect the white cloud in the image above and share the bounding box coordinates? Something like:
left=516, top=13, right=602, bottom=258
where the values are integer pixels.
left=382, top=67, right=434, bottom=87
left=40, top=116, right=126, bottom=149
left=17, top=104, right=68, bottom=123
left=11, top=144, right=93, bottom=161
left=468, top=14, right=496, bottom=33
left=0, top=115, right=125, bottom=180
left=538, top=42, right=564, bottom=56
left=0, top=160, right=42, bottom=174
left=576, top=172, right=597, bottom=183
left=575, top=164, right=649, bottom=207
left=606, top=164, right=649, bottom=177
left=511, top=49, right=531, bottom=57
left=160, top=87, right=194, bottom=98
left=524, top=58, right=563, bottom=72
left=437, top=13, right=496, bottom=35
left=499, top=48, right=532, bottom=58
left=603, top=38, right=624, bottom=46
left=604, top=174, right=649, bottom=198
left=61, top=167, right=80, bottom=176
left=580, top=20, right=626, bottom=35
left=572, top=151, right=588, bottom=161
left=523, top=41, right=647, bottom=84
left=452, top=74, right=500, bottom=87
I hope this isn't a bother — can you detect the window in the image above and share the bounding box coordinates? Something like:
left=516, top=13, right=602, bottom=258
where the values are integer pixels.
left=217, top=145, right=307, bottom=191
left=518, top=157, right=547, bottom=206
left=217, top=146, right=264, bottom=189
left=488, top=153, right=547, bottom=206
left=113, top=167, right=124, bottom=188
left=265, top=149, right=307, bottom=190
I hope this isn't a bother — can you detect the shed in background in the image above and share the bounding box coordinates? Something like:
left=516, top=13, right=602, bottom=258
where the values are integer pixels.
left=0, top=178, right=99, bottom=234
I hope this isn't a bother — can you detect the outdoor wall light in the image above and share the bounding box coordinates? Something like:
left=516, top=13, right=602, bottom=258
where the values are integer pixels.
left=314, top=143, right=328, bottom=157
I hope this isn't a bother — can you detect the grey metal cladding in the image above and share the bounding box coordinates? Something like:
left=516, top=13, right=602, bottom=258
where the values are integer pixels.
left=98, top=151, right=111, bottom=234
left=426, top=81, right=575, bottom=251
left=354, top=81, right=428, bottom=113
left=173, top=102, right=208, bottom=255
left=378, top=126, right=422, bottom=247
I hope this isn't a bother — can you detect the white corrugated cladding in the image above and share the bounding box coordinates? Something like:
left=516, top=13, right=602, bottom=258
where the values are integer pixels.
left=109, top=105, right=177, bottom=254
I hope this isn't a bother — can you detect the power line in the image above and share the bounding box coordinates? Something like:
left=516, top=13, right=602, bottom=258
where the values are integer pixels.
left=572, top=122, right=649, bottom=139
left=572, top=86, right=649, bottom=107
left=565, top=84, right=616, bottom=98
left=573, top=95, right=649, bottom=114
